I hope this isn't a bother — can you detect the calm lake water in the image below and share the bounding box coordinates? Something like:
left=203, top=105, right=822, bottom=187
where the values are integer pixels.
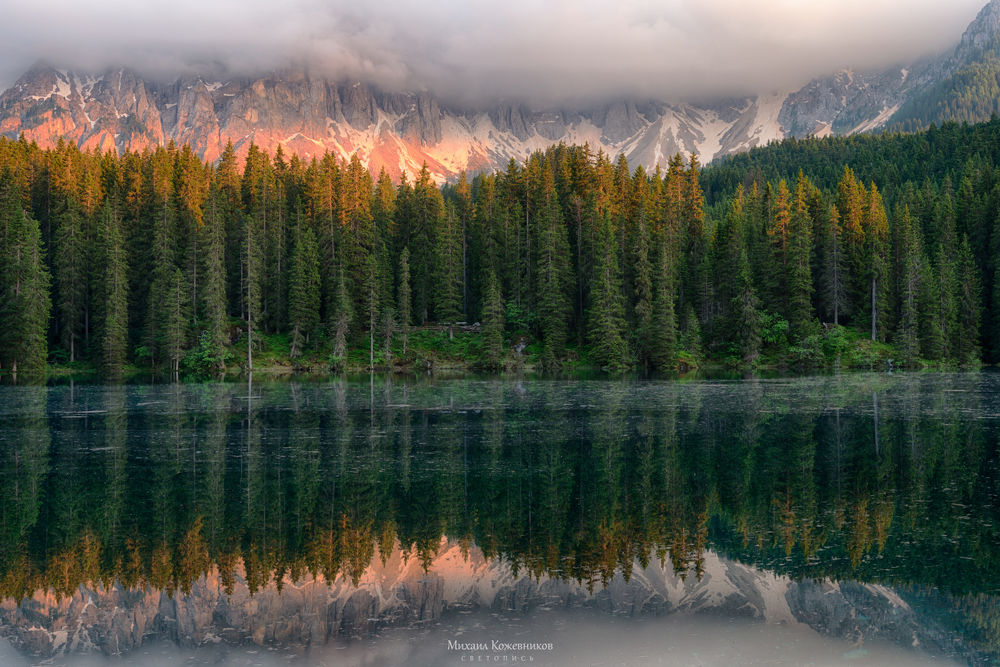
left=0, top=373, right=997, bottom=665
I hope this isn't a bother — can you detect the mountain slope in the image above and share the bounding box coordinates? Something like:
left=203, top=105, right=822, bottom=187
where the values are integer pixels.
left=890, top=0, right=1000, bottom=130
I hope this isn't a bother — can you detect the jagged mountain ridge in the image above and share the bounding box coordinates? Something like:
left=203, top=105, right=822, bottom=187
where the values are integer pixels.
left=0, top=1, right=998, bottom=181
left=0, top=64, right=791, bottom=182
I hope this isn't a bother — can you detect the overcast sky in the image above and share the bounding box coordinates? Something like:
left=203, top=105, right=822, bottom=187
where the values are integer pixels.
left=0, top=0, right=988, bottom=106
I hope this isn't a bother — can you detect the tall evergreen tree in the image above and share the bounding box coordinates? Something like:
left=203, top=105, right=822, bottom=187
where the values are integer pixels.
left=819, top=204, right=847, bottom=325
left=288, top=223, right=321, bottom=359
left=97, top=201, right=128, bottom=376
left=52, top=199, right=87, bottom=361
left=631, top=213, right=654, bottom=368
left=398, top=247, right=412, bottom=355
left=481, top=268, right=505, bottom=371
left=956, top=234, right=982, bottom=364
left=0, top=206, right=51, bottom=373
left=648, top=240, right=678, bottom=372
left=588, top=215, right=629, bottom=371
left=786, top=174, right=815, bottom=340
left=731, top=247, right=761, bottom=366
left=331, top=266, right=352, bottom=361
left=894, top=207, right=922, bottom=364
left=535, top=193, right=572, bottom=369
left=199, top=186, right=229, bottom=371
left=433, top=204, right=463, bottom=322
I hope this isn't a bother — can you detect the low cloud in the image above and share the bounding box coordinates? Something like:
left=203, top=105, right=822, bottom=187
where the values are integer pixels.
left=0, top=0, right=987, bottom=106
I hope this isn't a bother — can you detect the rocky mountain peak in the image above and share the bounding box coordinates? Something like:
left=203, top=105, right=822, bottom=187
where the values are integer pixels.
left=0, top=3, right=997, bottom=181
left=954, top=0, right=1000, bottom=63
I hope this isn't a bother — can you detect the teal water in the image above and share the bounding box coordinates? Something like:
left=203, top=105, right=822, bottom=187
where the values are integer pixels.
left=0, top=373, right=997, bottom=665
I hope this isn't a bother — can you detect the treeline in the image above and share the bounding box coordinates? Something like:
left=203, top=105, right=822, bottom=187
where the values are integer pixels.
left=0, top=127, right=995, bottom=375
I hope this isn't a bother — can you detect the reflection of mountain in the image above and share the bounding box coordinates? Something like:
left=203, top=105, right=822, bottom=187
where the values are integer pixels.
left=0, top=540, right=969, bottom=662
left=0, top=375, right=998, bottom=662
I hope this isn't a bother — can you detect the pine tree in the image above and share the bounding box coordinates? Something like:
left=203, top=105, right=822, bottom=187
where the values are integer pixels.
left=631, top=214, right=654, bottom=368
left=918, top=259, right=943, bottom=361
left=731, top=248, right=761, bottom=366
left=365, top=251, right=378, bottom=370
left=199, top=186, right=229, bottom=372
left=766, top=180, right=793, bottom=315
left=589, top=215, right=629, bottom=371
left=433, top=204, right=463, bottom=322
left=819, top=204, right=847, bottom=325
left=159, top=267, right=189, bottom=373
left=894, top=207, right=922, bottom=365
left=935, top=207, right=960, bottom=360
left=787, top=173, right=815, bottom=340
left=481, top=268, right=505, bottom=371
left=288, top=223, right=321, bottom=359
left=97, top=201, right=129, bottom=376
left=331, top=266, right=352, bottom=361
left=648, top=239, right=677, bottom=372
left=243, top=210, right=263, bottom=371
left=956, top=234, right=982, bottom=364
left=864, top=184, right=891, bottom=342
left=535, top=193, right=572, bottom=369
left=0, top=206, right=51, bottom=373
left=144, top=186, right=187, bottom=368
left=398, top=247, right=412, bottom=355
left=837, top=168, right=866, bottom=324
left=53, top=198, right=87, bottom=362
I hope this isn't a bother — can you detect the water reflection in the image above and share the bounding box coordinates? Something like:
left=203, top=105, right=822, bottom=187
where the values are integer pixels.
left=0, top=374, right=997, bottom=663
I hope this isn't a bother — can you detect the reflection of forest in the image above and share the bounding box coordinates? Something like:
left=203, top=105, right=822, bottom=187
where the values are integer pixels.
left=0, top=376, right=997, bottom=653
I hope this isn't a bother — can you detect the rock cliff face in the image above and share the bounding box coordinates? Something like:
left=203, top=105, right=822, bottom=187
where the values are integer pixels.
left=1, top=3, right=998, bottom=181
left=0, top=542, right=972, bottom=662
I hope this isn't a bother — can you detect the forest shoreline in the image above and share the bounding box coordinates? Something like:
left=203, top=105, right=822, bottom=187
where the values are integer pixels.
left=20, top=321, right=985, bottom=382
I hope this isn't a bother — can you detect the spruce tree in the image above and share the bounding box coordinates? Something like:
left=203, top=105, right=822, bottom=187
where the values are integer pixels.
left=864, top=184, right=891, bottom=342
left=786, top=174, right=814, bottom=340
left=398, top=247, right=412, bottom=355
left=0, top=206, right=51, bottom=373
left=820, top=204, right=847, bottom=325
left=331, top=266, right=352, bottom=361
left=631, top=214, right=654, bottom=368
left=288, top=223, right=321, bottom=358
left=918, top=259, right=944, bottom=361
left=648, top=240, right=677, bottom=372
left=894, top=207, right=922, bottom=365
left=97, top=201, right=129, bottom=376
left=956, top=234, right=982, bottom=364
left=588, top=215, right=629, bottom=371
left=481, top=268, right=505, bottom=371
left=731, top=248, right=761, bottom=366
left=53, top=199, right=87, bottom=362
left=199, top=186, right=229, bottom=372
left=433, top=205, right=463, bottom=323
left=535, top=194, right=572, bottom=369
left=159, top=267, right=189, bottom=373
left=144, top=188, right=183, bottom=368
left=935, top=210, right=960, bottom=360
left=243, top=210, right=263, bottom=371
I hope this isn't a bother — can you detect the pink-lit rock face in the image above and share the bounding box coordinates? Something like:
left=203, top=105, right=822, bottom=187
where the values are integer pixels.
left=0, top=539, right=960, bottom=662
left=0, top=64, right=804, bottom=184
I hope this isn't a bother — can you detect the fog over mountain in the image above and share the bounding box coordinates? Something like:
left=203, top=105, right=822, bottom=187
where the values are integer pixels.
left=0, top=1, right=996, bottom=182
left=0, top=0, right=984, bottom=106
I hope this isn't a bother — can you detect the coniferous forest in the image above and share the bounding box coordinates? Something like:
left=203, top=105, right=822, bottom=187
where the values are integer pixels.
left=1, top=118, right=1000, bottom=377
